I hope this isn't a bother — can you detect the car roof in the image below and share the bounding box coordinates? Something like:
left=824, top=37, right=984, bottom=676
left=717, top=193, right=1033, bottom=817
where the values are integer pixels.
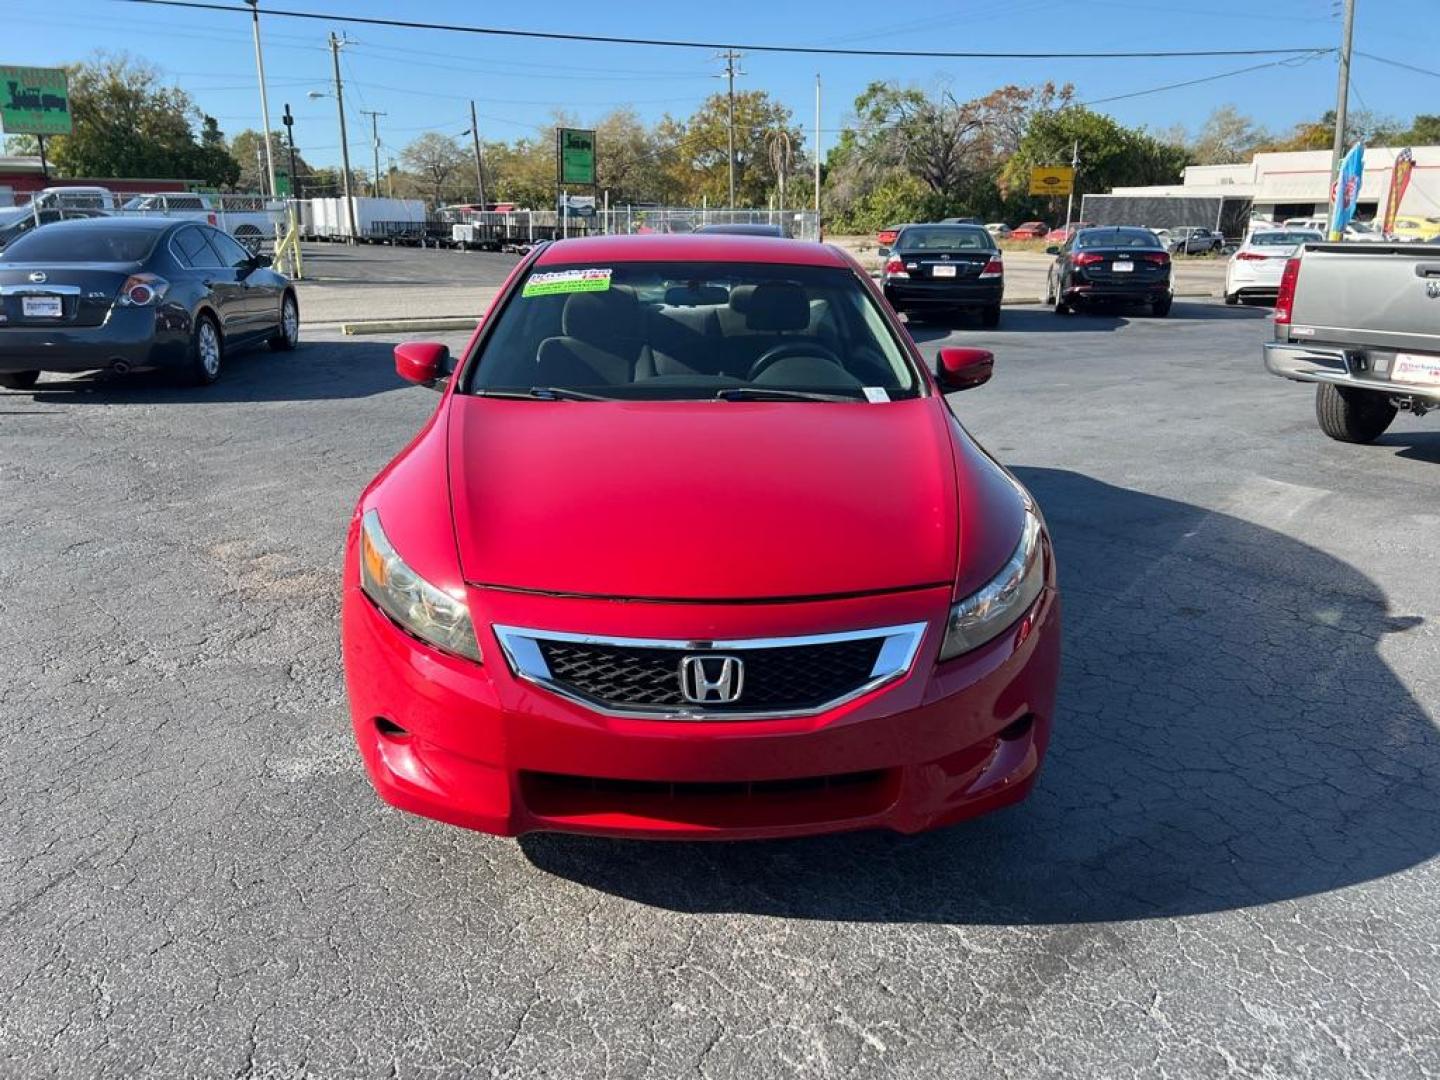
left=36, top=216, right=178, bottom=233
left=534, top=233, right=849, bottom=267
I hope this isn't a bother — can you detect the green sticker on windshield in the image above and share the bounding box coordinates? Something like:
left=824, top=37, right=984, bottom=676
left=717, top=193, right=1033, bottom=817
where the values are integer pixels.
left=522, top=268, right=612, bottom=298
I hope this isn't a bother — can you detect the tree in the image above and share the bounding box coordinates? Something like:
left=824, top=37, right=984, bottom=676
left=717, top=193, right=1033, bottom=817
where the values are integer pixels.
left=229, top=129, right=312, bottom=193
left=8, top=54, right=238, bottom=187
left=1000, top=107, right=1188, bottom=210
left=400, top=133, right=468, bottom=206
left=1189, top=106, right=1270, bottom=165
left=663, top=91, right=805, bottom=207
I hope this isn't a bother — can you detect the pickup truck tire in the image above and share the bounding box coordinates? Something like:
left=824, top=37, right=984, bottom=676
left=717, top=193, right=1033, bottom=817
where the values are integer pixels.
left=1224, top=292, right=1239, bottom=306
left=234, top=225, right=264, bottom=255
left=1315, top=384, right=1397, bottom=443
left=0, top=370, right=40, bottom=390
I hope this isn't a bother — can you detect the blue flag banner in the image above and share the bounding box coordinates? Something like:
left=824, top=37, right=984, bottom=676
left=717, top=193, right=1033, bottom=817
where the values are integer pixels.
left=1330, top=142, right=1365, bottom=237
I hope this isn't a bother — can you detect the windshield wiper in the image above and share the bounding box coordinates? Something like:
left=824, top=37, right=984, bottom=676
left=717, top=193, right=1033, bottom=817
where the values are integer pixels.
left=714, top=387, right=862, bottom=403
left=473, top=386, right=614, bottom=401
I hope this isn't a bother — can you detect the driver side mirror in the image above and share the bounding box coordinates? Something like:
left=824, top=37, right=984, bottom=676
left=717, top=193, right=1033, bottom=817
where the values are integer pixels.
left=936, top=347, right=994, bottom=392
left=250, top=252, right=272, bottom=269
left=395, top=341, right=452, bottom=391
left=1044, top=245, right=1060, bottom=256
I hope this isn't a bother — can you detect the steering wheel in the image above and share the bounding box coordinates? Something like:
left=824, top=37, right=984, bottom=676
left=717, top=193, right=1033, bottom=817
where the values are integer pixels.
left=746, top=341, right=844, bottom=382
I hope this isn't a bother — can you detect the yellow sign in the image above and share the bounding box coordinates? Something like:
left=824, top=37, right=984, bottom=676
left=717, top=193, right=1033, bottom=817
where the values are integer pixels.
left=1029, top=166, right=1074, bottom=197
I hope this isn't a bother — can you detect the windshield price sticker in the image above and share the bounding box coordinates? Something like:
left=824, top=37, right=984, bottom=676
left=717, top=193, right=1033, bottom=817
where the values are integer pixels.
left=522, top=268, right=612, bottom=298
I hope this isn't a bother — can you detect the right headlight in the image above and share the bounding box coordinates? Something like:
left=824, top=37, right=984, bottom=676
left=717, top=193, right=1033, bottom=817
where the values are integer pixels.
left=359, top=509, right=482, bottom=662
left=938, top=508, right=1045, bottom=662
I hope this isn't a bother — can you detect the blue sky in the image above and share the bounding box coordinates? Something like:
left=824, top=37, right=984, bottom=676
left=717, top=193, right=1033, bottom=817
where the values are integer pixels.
left=6, top=0, right=1435, bottom=171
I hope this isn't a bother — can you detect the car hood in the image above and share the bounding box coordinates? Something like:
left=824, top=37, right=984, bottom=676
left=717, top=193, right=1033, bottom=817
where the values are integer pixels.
left=447, top=396, right=958, bottom=600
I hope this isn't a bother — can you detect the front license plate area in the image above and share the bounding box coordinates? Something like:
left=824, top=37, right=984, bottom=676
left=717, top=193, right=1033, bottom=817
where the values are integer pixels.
left=1393, top=352, right=1440, bottom=386
left=1112, top=261, right=1134, bottom=273
left=932, top=264, right=957, bottom=278
left=22, top=296, right=63, bottom=318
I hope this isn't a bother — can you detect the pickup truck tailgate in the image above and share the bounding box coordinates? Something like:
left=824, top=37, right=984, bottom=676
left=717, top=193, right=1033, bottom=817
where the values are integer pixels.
left=1288, top=244, right=1440, bottom=354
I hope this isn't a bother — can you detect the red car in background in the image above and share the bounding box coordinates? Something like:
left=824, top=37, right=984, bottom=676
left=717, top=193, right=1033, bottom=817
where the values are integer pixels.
left=342, top=234, right=1060, bottom=840
left=1010, top=222, right=1050, bottom=240
left=1043, top=222, right=1092, bottom=246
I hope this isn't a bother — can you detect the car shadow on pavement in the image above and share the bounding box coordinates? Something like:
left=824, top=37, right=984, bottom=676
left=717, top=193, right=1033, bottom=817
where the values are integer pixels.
left=907, top=302, right=1267, bottom=342
left=520, top=467, right=1439, bottom=925
left=17, top=341, right=408, bottom=405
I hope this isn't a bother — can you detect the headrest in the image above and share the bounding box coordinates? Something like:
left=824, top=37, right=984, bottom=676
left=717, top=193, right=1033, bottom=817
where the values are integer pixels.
left=562, top=286, right=639, bottom=343
left=742, top=282, right=810, bottom=332
left=665, top=284, right=729, bottom=307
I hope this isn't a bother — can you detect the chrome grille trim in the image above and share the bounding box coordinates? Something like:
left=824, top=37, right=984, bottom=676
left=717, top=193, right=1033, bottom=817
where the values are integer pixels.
left=491, top=622, right=928, bottom=721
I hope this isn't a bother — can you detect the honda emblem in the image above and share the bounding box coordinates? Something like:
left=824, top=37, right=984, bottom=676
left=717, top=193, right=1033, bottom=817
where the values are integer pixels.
left=679, top=654, right=744, bottom=705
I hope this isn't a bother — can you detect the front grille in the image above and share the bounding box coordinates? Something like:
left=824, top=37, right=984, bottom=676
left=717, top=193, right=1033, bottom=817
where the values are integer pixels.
left=536, top=636, right=884, bottom=713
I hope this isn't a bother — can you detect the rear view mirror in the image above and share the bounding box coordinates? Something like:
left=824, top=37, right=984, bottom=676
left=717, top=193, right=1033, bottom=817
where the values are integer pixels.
left=936, top=347, right=994, bottom=392
left=395, top=341, right=452, bottom=390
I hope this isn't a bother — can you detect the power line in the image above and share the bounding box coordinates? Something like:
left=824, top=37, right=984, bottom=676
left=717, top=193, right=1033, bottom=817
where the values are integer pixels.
left=118, top=0, right=1332, bottom=60
left=1078, top=50, right=1332, bottom=107
left=1354, top=51, right=1440, bottom=81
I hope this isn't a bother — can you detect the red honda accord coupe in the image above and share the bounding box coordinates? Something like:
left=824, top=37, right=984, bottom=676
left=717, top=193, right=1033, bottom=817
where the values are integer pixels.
left=342, top=234, right=1059, bottom=840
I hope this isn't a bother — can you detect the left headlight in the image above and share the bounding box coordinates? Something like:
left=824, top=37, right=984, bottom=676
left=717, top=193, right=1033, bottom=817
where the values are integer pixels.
left=938, top=508, right=1046, bottom=662
left=359, top=509, right=482, bottom=662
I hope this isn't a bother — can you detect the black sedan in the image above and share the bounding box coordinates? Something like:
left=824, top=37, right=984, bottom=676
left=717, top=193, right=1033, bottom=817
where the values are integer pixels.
left=1044, top=226, right=1172, bottom=317
left=880, top=223, right=1004, bottom=327
left=0, top=217, right=297, bottom=389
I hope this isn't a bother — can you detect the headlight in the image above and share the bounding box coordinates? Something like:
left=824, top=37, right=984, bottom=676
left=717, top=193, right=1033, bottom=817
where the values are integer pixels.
left=939, top=508, right=1045, bottom=662
left=359, top=509, right=481, bottom=661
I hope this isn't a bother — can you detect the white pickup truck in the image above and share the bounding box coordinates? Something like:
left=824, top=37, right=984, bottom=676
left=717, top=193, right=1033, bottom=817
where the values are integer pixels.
left=118, top=192, right=283, bottom=253
left=1264, top=242, right=1440, bottom=442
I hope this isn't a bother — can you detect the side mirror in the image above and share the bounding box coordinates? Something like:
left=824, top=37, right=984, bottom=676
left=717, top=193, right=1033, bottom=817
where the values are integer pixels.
left=1044, top=245, right=1060, bottom=256
left=395, top=341, right=452, bottom=390
left=251, top=252, right=272, bottom=268
left=876, top=246, right=890, bottom=257
left=936, top=347, right=994, bottom=392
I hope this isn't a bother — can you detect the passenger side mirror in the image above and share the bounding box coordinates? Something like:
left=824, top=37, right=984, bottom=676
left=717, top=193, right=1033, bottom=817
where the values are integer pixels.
left=1044, top=245, right=1060, bottom=256
left=395, top=341, right=452, bottom=390
left=935, top=347, right=994, bottom=392
left=876, top=246, right=890, bottom=257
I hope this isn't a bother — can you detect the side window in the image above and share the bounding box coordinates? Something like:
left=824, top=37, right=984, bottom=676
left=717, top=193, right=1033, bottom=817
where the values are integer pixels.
left=205, top=229, right=252, bottom=269
left=173, top=226, right=222, bottom=269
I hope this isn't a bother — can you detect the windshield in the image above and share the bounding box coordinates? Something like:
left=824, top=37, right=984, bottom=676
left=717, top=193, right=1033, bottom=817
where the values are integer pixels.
left=1076, top=228, right=1162, bottom=250
left=465, top=260, right=921, bottom=401
left=0, top=226, right=159, bottom=263
left=897, top=226, right=992, bottom=251
left=1251, top=231, right=1322, bottom=246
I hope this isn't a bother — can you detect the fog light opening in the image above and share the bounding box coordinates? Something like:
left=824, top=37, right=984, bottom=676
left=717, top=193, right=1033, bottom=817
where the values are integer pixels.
left=998, top=715, right=1034, bottom=742
left=374, top=716, right=410, bottom=741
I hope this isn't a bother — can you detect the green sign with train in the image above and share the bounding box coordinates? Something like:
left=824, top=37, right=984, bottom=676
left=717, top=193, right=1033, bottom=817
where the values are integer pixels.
left=1, top=66, right=72, bottom=136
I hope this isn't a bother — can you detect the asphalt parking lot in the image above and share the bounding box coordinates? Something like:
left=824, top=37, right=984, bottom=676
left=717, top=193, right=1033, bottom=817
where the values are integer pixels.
left=2, top=298, right=1438, bottom=1077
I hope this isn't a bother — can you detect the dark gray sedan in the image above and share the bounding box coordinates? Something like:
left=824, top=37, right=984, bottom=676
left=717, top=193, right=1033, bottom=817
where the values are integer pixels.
left=0, top=217, right=297, bottom=389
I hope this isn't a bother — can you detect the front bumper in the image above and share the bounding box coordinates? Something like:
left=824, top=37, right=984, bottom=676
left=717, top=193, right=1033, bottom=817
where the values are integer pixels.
left=883, top=279, right=1003, bottom=311
left=0, top=305, right=186, bottom=374
left=1263, top=341, right=1440, bottom=402
left=342, top=545, right=1061, bottom=840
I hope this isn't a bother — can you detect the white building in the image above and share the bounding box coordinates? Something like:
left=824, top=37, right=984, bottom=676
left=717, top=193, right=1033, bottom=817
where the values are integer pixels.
left=1109, top=145, right=1440, bottom=223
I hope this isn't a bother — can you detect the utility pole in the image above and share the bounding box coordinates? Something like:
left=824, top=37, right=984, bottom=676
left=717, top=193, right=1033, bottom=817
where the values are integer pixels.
left=717, top=49, right=743, bottom=208
left=1328, top=0, right=1357, bottom=237
left=1064, top=139, right=1079, bottom=231
left=468, top=100, right=488, bottom=209
left=814, top=74, right=821, bottom=221
left=328, top=32, right=357, bottom=240
left=360, top=109, right=386, bottom=197
left=243, top=0, right=277, bottom=199
left=282, top=102, right=299, bottom=197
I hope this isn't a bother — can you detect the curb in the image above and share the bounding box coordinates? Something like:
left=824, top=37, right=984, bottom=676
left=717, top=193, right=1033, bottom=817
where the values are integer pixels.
left=339, top=317, right=479, bottom=336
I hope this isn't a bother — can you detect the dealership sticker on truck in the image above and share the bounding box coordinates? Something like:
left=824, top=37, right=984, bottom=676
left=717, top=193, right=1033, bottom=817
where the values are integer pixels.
left=522, top=268, right=612, bottom=298
left=1393, top=352, right=1440, bottom=387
